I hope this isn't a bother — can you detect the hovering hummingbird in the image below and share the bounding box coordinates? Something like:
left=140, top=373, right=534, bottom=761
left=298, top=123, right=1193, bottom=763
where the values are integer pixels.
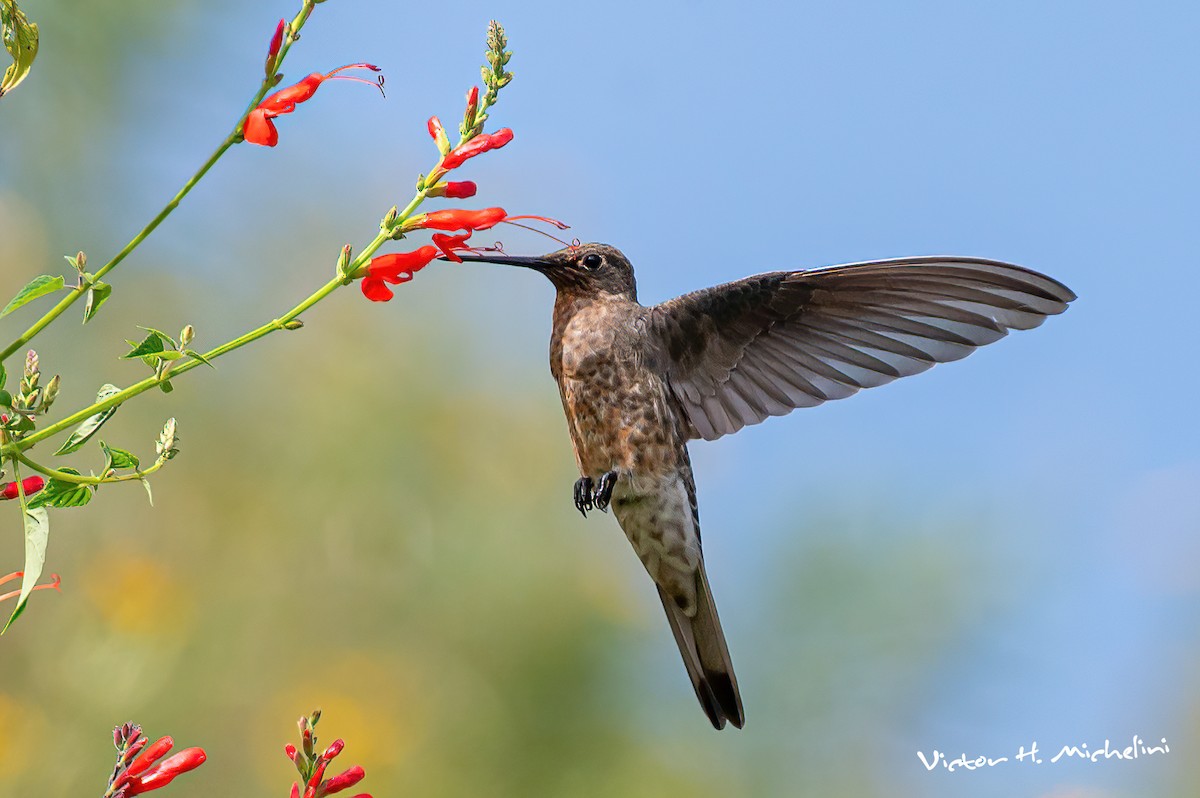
left=457, top=244, right=1075, bottom=729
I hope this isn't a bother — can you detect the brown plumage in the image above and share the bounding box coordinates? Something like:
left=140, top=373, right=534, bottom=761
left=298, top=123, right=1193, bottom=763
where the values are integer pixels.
left=458, top=243, right=1075, bottom=729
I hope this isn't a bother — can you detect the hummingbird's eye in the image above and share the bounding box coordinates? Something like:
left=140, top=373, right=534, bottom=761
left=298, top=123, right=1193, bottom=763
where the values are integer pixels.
left=581, top=253, right=602, bottom=269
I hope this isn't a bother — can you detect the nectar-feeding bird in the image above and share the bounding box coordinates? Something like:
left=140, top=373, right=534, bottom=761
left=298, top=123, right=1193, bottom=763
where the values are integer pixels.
left=455, top=243, right=1075, bottom=730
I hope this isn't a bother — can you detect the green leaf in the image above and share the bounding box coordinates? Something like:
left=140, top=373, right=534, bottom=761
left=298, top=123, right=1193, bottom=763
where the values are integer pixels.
left=147, top=350, right=183, bottom=362
left=26, top=467, right=92, bottom=509
left=136, top=326, right=179, bottom=349
left=2, top=506, right=49, bottom=633
left=0, top=274, right=64, bottom=318
left=54, top=383, right=121, bottom=455
left=83, top=281, right=111, bottom=323
left=100, top=441, right=140, bottom=470
left=158, top=380, right=173, bottom=394
left=121, top=333, right=166, bottom=359
left=183, top=349, right=215, bottom=368
left=0, top=0, right=39, bottom=100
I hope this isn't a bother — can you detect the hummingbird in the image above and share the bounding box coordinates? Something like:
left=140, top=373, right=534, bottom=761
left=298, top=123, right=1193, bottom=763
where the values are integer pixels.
left=457, top=244, right=1075, bottom=729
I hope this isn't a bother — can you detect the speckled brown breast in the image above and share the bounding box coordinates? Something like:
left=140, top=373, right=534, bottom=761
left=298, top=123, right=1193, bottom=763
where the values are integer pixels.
left=550, top=294, right=684, bottom=483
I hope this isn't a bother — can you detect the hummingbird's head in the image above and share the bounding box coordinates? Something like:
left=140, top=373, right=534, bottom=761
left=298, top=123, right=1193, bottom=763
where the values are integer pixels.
left=455, top=242, right=638, bottom=300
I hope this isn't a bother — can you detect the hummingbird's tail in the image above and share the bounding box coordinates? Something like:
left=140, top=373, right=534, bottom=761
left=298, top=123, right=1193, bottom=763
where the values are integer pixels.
left=657, top=562, right=744, bottom=729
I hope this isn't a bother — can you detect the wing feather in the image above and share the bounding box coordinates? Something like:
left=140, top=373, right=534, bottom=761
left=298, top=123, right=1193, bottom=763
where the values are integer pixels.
left=652, top=257, right=1074, bottom=441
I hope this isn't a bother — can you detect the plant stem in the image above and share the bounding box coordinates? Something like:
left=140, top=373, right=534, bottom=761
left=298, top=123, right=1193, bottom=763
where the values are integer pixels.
left=0, top=0, right=321, bottom=365
left=13, top=450, right=164, bottom=486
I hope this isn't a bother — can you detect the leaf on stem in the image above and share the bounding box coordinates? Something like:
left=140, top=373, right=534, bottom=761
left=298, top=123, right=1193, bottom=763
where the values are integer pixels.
left=183, top=349, right=215, bottom=368
left=54, top=383, right=121, bottom=455
left=83, top=281, right=112, bottom=323
left=0, top=0, right=39, bottom=100
left=2, top=506, right=48, bottom=633
left=100, top=441, right=140, bottom=471
left=0, top=275, right=65, bottom=318
left=25, top=467, right=92, bottom=509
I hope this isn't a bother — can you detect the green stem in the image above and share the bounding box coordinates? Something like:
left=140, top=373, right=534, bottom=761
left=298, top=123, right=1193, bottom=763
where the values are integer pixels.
left=13, top=450, right=164, bottom=486
left=0, top=1, right=320, bottom=365
left=0, top=138, right=236, bottom=364
left=7, top=273, right=347, bottom=454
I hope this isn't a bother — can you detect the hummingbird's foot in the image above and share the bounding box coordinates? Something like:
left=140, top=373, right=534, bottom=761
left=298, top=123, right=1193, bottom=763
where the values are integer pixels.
left=574, top=476, right=594, bottom=517
left=593, top=470, right=619, bottom=513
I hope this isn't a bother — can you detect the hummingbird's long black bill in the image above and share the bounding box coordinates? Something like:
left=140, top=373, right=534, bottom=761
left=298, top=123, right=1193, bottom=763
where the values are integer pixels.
left=449, top=254, right=550, bottom=271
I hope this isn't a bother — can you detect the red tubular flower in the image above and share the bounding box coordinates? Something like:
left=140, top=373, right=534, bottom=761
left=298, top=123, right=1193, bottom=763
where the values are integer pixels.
left=244, top=64, right=382, bottom=147
left=1, top=476, right=45, bottom=500
left=425, top=180, right=477, bottom=199
left=322, top=740, right=345, bottom=760
left=290, top=785, right=301, bottom=798
left=319, top=765, right=365, bottom=796
left=360, top=246, right=439, bottom=302
left=125, top=748, right=207, bottom=795
left=415, top=207, right=507, bottom=232
left=265, top=18, right=287, bottom=75
left=431, top=232, right=473, bottom=263
left=440, top=128, right=513, bottom=169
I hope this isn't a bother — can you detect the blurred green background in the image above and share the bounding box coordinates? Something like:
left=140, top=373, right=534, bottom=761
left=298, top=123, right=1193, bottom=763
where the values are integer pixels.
left=2, top=1, right=1198, bottom=797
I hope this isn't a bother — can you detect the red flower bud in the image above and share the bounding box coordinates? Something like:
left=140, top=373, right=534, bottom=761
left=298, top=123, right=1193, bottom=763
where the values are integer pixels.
left=284, top=744, right=298, bottom=762
left=1, top=476, right=45, bottom=500
left=125, top=737, right=174, bottom=779
left=291, top=784, right=301, bottom=798
left=464, top=85, right=479, bottom=120
left=426, top=181, right=477, bottom=199
left=441, top=128, right=513, bottom=169
left=125, top=747, right=206, bottom=795
left=322, top=739, right=345, bottom=760
left=320, top=765, right=365, bottom=795
left=308, top=760, right=329, bottom=790
left=415, top=207, right=507, bottom=233
left=360, top=246, right=439, bottom=302
left=265, top=18, right=287, bottom=75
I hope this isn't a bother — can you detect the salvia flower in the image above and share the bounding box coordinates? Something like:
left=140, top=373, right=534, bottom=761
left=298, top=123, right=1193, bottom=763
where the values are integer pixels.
left=360, top=246, right=439, bottom=302
left=440, top=127, right=513, bottom=169
left=426, top=180, right=477, bottom=199
left=1, top=476, right=45, bottom=500
left=285, top=713, right=373, bottom=798
left=431, top=232, right=474, bottom=263
left=244, top=64, right=383, bottom=147
left=124, top=748, right=207, bottom=795
left=106, top=725, right=206, bottom=798
left=412, top=207, right=508, bottom=233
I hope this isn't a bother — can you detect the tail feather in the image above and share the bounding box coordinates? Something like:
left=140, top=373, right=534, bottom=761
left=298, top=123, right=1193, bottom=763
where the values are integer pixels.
left=656, top=562, right=744, bottom=729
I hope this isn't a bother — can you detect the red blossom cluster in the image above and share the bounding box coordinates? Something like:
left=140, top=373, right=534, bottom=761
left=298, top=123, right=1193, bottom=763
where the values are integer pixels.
left=286, top=713, right=371, bottom=798
left=105, top=725, right=206, bottom=797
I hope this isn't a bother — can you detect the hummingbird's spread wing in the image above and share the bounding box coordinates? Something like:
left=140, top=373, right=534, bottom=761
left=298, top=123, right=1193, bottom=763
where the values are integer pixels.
left=651, top=257, right=1075, bottom=441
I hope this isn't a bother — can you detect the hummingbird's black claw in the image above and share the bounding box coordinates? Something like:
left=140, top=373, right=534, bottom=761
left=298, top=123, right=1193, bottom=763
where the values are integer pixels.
left=594, top=470, right=619, bottom=513
left=574, top=476, right=594, bottom=517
